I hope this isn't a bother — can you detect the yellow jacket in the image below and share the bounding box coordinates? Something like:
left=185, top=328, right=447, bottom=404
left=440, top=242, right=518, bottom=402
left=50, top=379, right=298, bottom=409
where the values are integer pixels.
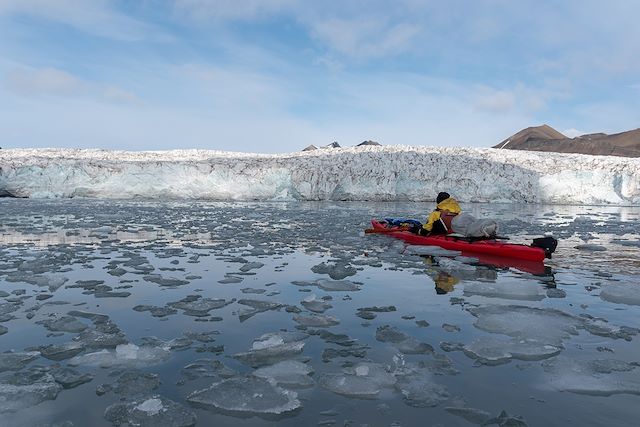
left=423, top=197, right=462, bottom=232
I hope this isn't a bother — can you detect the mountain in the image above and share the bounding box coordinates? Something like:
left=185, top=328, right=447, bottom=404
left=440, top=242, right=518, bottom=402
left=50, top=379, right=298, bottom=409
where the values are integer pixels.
left=494, top=125, right=640, bottom=157
left=357, top=140, right=381, bottom=146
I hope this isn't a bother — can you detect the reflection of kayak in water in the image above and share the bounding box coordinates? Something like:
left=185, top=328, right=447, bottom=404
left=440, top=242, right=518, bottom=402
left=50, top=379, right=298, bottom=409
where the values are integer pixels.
left=367, top=219, right=557, bottom=274
left=452, top=251, right=550, bottom=276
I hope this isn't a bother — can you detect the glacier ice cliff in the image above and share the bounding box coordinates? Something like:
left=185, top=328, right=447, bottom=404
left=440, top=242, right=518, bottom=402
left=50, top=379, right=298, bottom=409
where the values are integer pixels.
left=0, top=146, right=638, bottom=205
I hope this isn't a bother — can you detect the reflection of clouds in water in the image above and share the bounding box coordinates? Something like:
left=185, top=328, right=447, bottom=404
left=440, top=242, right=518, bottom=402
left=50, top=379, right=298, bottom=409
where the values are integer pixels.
left=0, top=228, right=216, bottom=246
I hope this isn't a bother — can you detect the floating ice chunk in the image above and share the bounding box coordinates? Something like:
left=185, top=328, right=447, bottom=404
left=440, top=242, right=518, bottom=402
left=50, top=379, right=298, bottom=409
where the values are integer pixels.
left=463, top=282, right=545, bottom=301
left=546, top=288, right=566, bottom=298
left=51, top=367, right=93, bottom=389
left=405, top=245, right=461, bottom=257
left=237, top=299, right=283, bottom=322
left=0, top=381, right=62, bottom=413
left=108, top=267, right=127, bottom=277
left=180, top=359, right=237, bottom=382
left=445, top=407, right=493, bottom=425
left=311, top=262, right=357, bottom=280
left=0, top=302, right=21, bottom=318
left=454, top=256, right=480, bottom=264
left=575, top=244, right=607, bottom=251
left=310, top=329, right=358, bottom=347
left=168, top=295, right=234, bottom=317
left=74, top=326, right=128, bottom=349
left=104, top=395, right=197, bottom=427
left=462, top=336, right=562, bottom=365
left=0, top=351, right=40, bottom=372
left=218, top=276, right=243, bottom=284
left=251, top=331, right=308, bottom=350
left=394, top=370, right=449, bottom=408
left=113, top=371, right=160, bottom=396
left=542, top=357, right=640, bottom=396
left=136, top=398, right=163, bottom=415
left=68, top=343, right=169, bottom=368
left=38, top=342, right=85, bottom=361
left=133, top=305, right=178, bottom=317
left=38, top=315, right=88, bottom=333
left=468, top=305, right=581, bottom=346
left=67, top=310, right=110, bottom=323
left=599, top=283, right=640, bottom=306
left=318, top=373, right=381, bottom=398
left=12, top=273, right=68, bottom=292
left=293, top=314, right=339, bottom=328
left=484, top=410, right=528, bottom=427
left=252, top=360, right=314, bottom=387
left=436, top=257, right=477, bottom=272
left=421, top=353, right=459, bottom=376
left=442, top=323, right=460, bottom=332
left=376, top=325, right=433, bottom=354
left=235, top=333, right=306, bottom=368
left=316, top=279, right=359, bottom=292
left=239, top=262, right=264, bottom=272
left=143, top=274, right=189, bottom=287
left=301, top=294, right=332, bottom=313
left=344, top=362, right=396, bottom=388
left=241, top=287, right=266, bottom=294
left=187, top=376, right=301, bottom=415
left=582, top=317, right=639, bottom=341
left=612, top=239, right=640, bottom=248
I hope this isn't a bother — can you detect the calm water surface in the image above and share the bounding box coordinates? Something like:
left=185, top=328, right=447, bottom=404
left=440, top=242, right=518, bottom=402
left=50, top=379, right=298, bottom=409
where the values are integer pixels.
left=1, top=199, right=639, bottom=426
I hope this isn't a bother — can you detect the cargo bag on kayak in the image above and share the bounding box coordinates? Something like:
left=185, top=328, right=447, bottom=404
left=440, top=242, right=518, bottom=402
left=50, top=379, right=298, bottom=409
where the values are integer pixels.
left=531, top=236, right=558, bottom=258
left=451, top=213, right=499, bottom=238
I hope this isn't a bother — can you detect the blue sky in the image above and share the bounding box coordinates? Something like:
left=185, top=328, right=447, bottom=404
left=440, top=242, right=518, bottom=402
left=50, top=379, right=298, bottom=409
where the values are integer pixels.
left=0, top=0, right=638, bottom=153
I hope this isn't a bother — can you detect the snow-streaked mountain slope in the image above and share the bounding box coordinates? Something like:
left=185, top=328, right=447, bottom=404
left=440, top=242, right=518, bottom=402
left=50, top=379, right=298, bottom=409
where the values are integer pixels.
left=0, top=146, right=638, bottom=205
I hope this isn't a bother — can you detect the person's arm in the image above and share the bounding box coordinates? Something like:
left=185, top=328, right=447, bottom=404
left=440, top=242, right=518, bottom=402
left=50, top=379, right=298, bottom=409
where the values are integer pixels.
left=423, top=210, right=441, bottom=232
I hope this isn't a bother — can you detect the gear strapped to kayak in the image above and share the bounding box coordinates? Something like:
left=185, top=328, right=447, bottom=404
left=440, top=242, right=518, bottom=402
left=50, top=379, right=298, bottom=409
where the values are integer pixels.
left=367, top=219, right=557, bottom=262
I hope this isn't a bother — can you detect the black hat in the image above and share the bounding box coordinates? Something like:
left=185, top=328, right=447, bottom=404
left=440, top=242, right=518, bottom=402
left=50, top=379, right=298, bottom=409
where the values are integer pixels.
left=436, top=192, right=450, bottom=203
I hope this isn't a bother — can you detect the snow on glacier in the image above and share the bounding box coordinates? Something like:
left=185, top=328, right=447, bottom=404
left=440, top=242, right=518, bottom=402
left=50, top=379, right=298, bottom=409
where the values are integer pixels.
left=0, top=146, right=638, bottom=204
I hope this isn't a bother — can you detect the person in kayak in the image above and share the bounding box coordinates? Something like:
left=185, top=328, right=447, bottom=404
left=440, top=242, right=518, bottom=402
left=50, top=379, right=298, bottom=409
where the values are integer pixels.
left=418, top=192, right=461, bottom=236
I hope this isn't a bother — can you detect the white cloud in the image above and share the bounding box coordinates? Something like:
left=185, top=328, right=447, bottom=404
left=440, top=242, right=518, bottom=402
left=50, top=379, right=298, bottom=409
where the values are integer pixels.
left=309, top=18, right=421, bottom=60
left=172, top=0, right=296, bottom=21
left=6, top=67, right=88, bottom=97
left=0, top=0, right=167, bottom=41
left=472, top=84, right=557, bottom=114
left=176, top=63, right=289, bottom=111
left=562, top=128, right=586, bottom=138
left=474, top=88, right=515, bottom=113
left=5, top=66, right=138, bottom=104
left=103, top=86, right=140, bottom=104
left=0, top=64, right=537, bottom=152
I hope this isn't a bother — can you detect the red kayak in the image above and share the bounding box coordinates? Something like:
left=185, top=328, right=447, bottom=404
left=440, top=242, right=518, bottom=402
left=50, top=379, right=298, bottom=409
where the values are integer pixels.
left=368, top=219, right=556, bottom=263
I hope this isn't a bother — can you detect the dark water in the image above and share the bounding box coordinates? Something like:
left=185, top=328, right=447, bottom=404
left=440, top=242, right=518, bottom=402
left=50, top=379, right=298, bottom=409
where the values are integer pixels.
left=1, top=199, right=639, bottom=426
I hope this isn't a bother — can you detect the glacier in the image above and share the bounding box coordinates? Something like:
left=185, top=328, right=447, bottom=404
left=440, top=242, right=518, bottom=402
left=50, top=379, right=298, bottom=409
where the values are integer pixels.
left=0, top=146, right=638, bottom=205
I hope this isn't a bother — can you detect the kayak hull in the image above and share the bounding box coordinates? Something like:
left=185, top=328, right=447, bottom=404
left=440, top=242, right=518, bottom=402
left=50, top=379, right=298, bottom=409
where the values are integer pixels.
left=370, top=219, right=547, bottom=262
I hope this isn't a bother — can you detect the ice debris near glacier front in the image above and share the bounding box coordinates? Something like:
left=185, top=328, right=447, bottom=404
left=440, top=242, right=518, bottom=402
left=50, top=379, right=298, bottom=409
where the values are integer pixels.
left=1, top=146, right=638, bottom=205
left=187, top=376, right=301, bottom=415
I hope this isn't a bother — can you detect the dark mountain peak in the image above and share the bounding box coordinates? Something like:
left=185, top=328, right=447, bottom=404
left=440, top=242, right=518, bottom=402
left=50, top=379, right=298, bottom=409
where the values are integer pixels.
left=357, top=140, right=381, bottom=146
left=494, top=125, right=566, bottom=149
left=493, top=125, right=640, bottom=157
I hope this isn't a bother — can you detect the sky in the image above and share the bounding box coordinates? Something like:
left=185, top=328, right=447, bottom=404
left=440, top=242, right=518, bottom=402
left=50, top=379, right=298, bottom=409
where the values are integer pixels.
left=0, top=0, right=639, bottom=153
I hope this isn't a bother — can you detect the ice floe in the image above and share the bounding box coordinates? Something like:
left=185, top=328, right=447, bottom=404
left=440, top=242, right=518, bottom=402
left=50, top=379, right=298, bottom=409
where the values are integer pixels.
left=187, top=376, right=301, bottom=415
